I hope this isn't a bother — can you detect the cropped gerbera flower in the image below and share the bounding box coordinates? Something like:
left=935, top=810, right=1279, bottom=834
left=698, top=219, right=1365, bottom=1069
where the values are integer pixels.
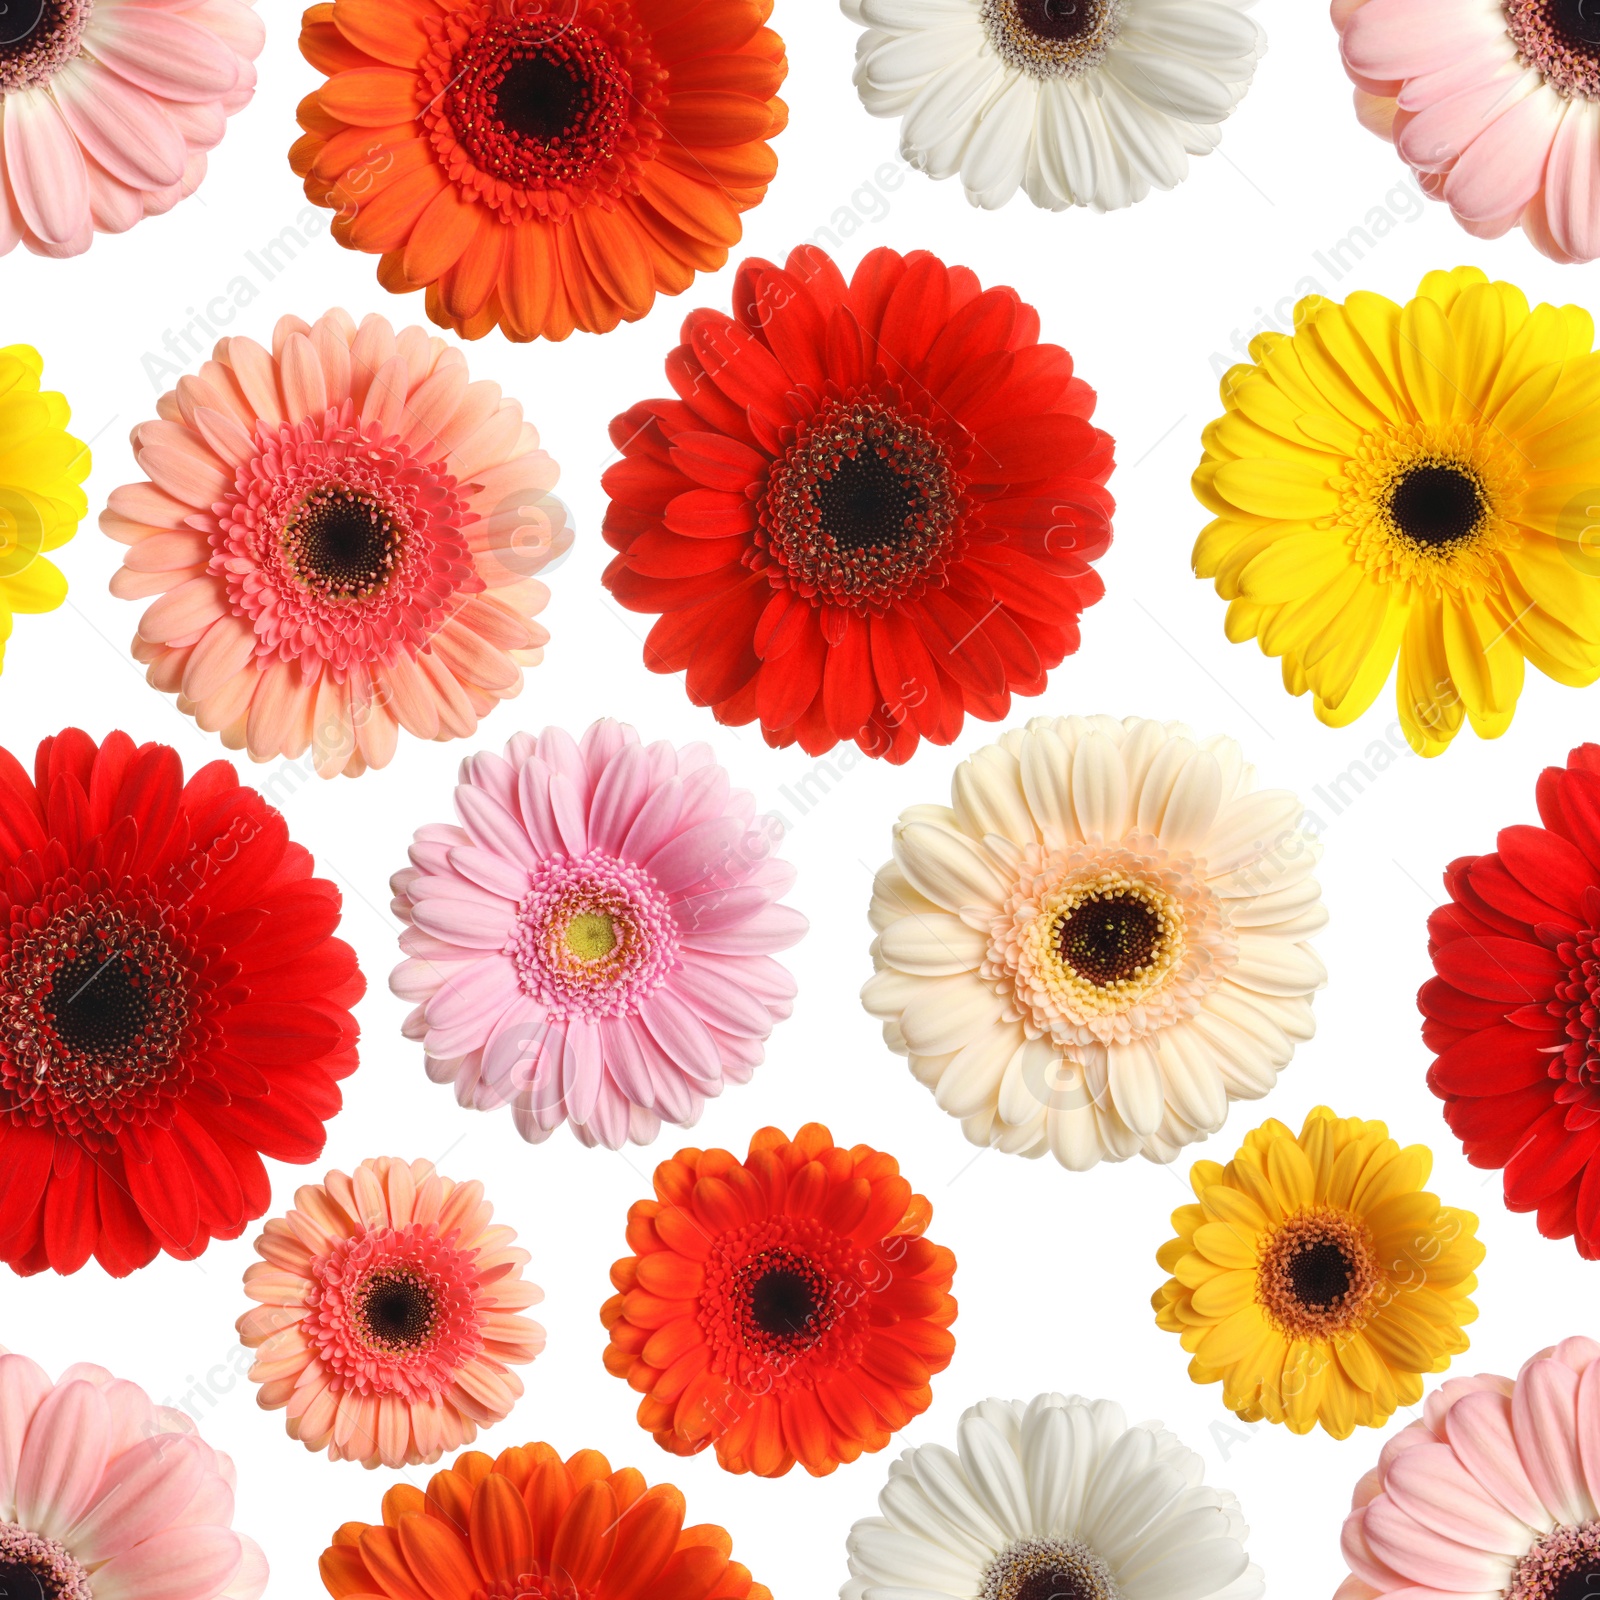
left=103, top=309, right=571, bottom=778
left=1337, top=1336, right=1600, bottom=1600
left=0, top=0, right=260, bottom=257
left=1420, top=741, right=1600, bottom=1261
left=1154, top=1106, right=1484, bottom=1439
left=1194, top=266, right=1600, bottom=757
left=843, top=0, right=1264, bottom=211
left=391, top=718, right=805, bottom=1148
left=291, top=0, right=788, bottom=342
left=1337, top=0, right=1600, bottom=262
left=0, top=728, right=364, bottom=1277
left=238, top=1155, right=544, bottom=1468
left=0, top=1350, right=268, bottom=1600
left=601, top=1122, right=957, bottom=1477
left=845, top=1392, right=1263, bottom=1600
left=863, top=715, right=1324, bottom=1169
left=603, top=244, right=1115, bottom=762
left=0, top=345, right=87, bottom=670
left=320, top=1441, right=771, bottom=1600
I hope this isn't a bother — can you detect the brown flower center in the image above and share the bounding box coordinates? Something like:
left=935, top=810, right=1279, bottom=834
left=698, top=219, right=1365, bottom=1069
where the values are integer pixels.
left=982, top=1539, right=1120, bottom=1600
left=356, top=1269, right=439, bottom=1352
left=1055, top=892, right=1162, bottom=985
left=980, top=0, right=1123, bottom=77
left=1257, top=1208, right=1379, bottom=1337
left=0, top=0, right=90, bottom=92
left=1507, top=1522, right=1600, bottom=1600
left=1506, top=0, right=1600, bottom=98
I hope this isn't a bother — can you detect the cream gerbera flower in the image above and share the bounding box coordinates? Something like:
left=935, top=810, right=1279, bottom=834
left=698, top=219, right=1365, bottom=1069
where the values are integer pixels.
left=842, top=0, right=1265, bottom=211
left=862, top=715, right=1324, bottom=1169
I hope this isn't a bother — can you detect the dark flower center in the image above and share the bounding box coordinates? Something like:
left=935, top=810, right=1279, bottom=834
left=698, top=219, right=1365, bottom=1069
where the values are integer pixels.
left=1014, top=0, right=1099, bottom=42
left=1056, top=893, right=1160, bottom=985
left=749, top=1267, right=819, bottom=1337
left=1257, top=1209, right=1378, bottom=1337
left=43, top=945, right=154, bottom=1056
left=1506, top=0, right=1600, bottom=96
left=983, top=1539, right=1117, bottom=1600
left=493, top=51, right=589, bottom=141
left=1549, top=0, right=1600, bottom=49
left=1508, top=1523, right=1600, bottom=1600
left=759, top=394, right=964, bottom=614
left=0, top=1564, right=45, bottom=1600
left=981, top=0, right=1120, bottom=76
left=0, top=0, right=89, bottom=91
left=0, top=1525, right=91, bottom=1600
left=284, top=487, right=401, bottom=599
left=0, top=0, right=47, bottom=48
left=358, top=1270, right=437, bottom=1350
left=1386, top=463, right=1485, bottom=550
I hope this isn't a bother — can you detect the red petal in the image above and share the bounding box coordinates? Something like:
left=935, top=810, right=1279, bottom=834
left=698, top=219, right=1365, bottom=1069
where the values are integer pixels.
left=1427, top=1023, right=1555, bottom=1096
left=1432, top=934, right=1562, bottom=1002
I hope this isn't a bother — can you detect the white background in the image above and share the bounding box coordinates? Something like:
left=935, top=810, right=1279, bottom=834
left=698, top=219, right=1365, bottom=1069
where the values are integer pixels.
left=2, top=1, right=1597, bottom=1595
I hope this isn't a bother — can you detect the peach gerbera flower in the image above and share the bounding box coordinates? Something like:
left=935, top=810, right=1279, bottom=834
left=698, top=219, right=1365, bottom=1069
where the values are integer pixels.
left=102, top=308, right=572, bottom=777
left=238, top=1155, right=546, bottom=1469
left=290, top=0, right=789, bottom=341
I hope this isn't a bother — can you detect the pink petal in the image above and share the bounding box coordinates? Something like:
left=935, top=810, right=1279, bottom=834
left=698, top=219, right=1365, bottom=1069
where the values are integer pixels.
left=221, top=1533, right=268, bottom=1600
left=1444, top=86, right=1565, bottom=223
left=278, top=332, right=327, bottom=424
left=597, top=1015, right=656, bottom=1108
left=586, top=744, right=651, bottom=857
left=423, top=954, right=521, bottom=1033
left=455, top=786, right=538, bottom=870
left=52, top=59, right=186, bottom=191
left=137, top=576, right=228, bottom=647
left=580, top=717, right=632, bottom=784
left=619, top=778, right=685, bottom=864
left=1396, top=67, right=1534, bottom=175
left=637, top=989, right=721, bottom=1086
left=1382, top=1440, right=1534, bottom=1556
left=1513, top=1357, right=1593, bottom=1526
left=15, top=1379, right=111, bottom=1540
left=91, top=1524, right=242, bottom=1600
left=88, top=6, right=242, bottom=101
left=69, top=1435, right=205, bottom=1564
left=0, top=1355, right=52, bottom=1523
left=560, top=1018, right=603, bottom=1124
left=3, top=90, right=90, bottom=248
left=1362, top=1495, right=1514, bottom=1590
left=645, top=816, right=745, bottom=894
left=409, top=889, right=516, bottom=950
left=677, top=901, right=808, bottom=956
left=668, top=957, right=777, bottom=1038
left=1342, top=0, right=1503, bottom=80
left=445, top=844, right=530, bottom=902
left=1544, top=99, right=1600, bottom=264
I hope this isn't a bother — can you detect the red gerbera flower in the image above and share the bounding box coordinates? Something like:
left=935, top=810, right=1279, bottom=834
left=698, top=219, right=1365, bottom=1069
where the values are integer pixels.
left=600, top=245, right=1115, bottom=762
left=1422, top=741, right=1600, bottom=1258
left=0, top=729, right=364, bottom=1277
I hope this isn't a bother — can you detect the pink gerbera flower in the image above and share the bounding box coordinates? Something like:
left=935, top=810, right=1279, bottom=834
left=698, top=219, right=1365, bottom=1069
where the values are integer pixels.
left=1338, top=1335, right=1600, bottom=1598
left=1335, top=0, right=1600, bottom=260
left=102, top=308, right=573, bottom=777
left=0, top=0, right=261, bottom=257
left=237, top=1155, right=545, bottom=1469
left=0, top=1350, right=267, bottom=1599
left=391, top=719, right=808, bottom=1148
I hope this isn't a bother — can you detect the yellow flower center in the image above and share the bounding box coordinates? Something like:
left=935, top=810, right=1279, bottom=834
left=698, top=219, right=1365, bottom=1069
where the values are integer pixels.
left=1256, top=1207, right=1379, bottom=1338
left=1338, top=421, right=1524, bottom=593
left=564, top=911, right=617, bottom=962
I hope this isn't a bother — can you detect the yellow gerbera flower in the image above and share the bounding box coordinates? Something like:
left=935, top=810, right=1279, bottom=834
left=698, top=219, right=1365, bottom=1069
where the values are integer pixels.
left=1152, top=1106, right=1483, bottom=1439
left=0, top=345, right=87, bottom=671
left=1193, top=266, right=1600, bottom=755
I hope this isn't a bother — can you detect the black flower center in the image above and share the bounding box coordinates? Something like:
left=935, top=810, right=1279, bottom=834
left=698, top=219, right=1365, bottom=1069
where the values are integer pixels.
left=1387, top=464, right=1485, bottom=550
left=1056, top=894, right=1161, bottom=985
left=493, top=51, right=589, bottom=141
left=359, top=1272, right=436, bottom=1349
left=816, top=449, right=923, bottom=553
left=983, top=1540, right=1116, bottom=1600
left=1551, top=1566, right=1600, bottom=1600
left=285, top=488, right=401, bottom=599
left=0, top=1562, right=46, bottom=1600
left=44, top=946, right=153, bottom=1057
left=1549, top=0, right=1600, bottom=49
left=0, top=0, right=48, bottom=49
left=1286, top=1239, right=1353, bottom=1310
left=750, top=1267, right=819, bottom=1337
left=1014, top=1574, right=1095, bottom=1600
left=1012, top=0, right=1100, bottom=42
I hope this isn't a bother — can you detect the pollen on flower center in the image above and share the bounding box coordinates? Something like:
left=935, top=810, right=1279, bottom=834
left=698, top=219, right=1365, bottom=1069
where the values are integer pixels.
left=758, top=393, right=965, bottom=613
left=980, top=0, right=1125, bottom=78
left=0, top=0, right=91, bottom=92
left=564, top=911, right=617, bottom=961
left=1055, top=890, right=1162, bottom=985
left=357, top=1269, right=437, bottom=1350
left=1256, top=1207, right=1379, bottom=1338
left=1506, top=0, right=1600, bottom=99
left=1506, top=1521, right=1600, bottom=1600
left=982, top=1537, right=1121, bottom=1600
left=283, top=487, right=402, bottom=600
left=0, top=1522, right=93, bottom=1600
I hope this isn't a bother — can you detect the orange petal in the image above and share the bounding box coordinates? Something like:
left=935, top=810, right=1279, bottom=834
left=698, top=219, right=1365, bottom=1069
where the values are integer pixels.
left=606, top=1486, right=687, bottom=1600
left=550, top=1479, right=618, bottom=1590
left=332, top=0, right=434, bottom=67
left=469, top=1472, right=535, bottom=1583
left=403, top=181, right=478, bottom=283
left=319, top=67, right=421, bottom=126
left=573, top=206, right=656, bottom=319
left=397, top=1513, right=479, bottom=1593
left=348, top=164, right=445, bottom=253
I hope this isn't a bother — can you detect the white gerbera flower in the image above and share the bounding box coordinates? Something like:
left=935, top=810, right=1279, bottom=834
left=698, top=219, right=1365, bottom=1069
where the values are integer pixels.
left=862, top=715, right=1325, bottom=1170
left=843, top=1393, right=1265, bottom=1600
left=841, top=0, right=1265, bottom=211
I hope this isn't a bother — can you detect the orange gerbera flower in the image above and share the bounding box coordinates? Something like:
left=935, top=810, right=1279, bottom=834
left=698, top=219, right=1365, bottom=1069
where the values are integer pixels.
left=319, top=1442, right=770, bottom=1599
left=291, top=0, right=789, bottom=342
left=600, top=1122, right=958, bottom=1478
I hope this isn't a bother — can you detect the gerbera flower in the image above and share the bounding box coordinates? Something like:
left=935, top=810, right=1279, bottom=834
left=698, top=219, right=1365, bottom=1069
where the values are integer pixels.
left=1337, top=1336, right=1600, bottom=1599
left=319, top=1441, right=771, bottom=1600
left=1337, top=0, right=1600, bottom=262
left=1194, top=266, right=1600, bottom=756
left=0, top=0, right=260, bottom=257
left=600, top=1122, right=957, bottom=1477
left=0, top=728, right=364, bottom=1277
left=0, top=1349, right=268, bottom=1599
left=1153, top=1105, right=1484, bottom=1439
left=238, top=1155, right=545, bottom=1468
left=845, top=1392, right=1263, bottom=1600
left=391, top=718, right=806, bottom=1149
left=1419, top=741, right=1600, bottom=1260
left=103, top=309, right=571, bottom=778
left=0, top=345, right=88, bottom=670
left=290, top=0, right=789, bottom=342
left=602, top=244, right=1115, bottom=763
left=843, top=0, right=1264, bottom=211
left=863, top=715, right=1325, bottom=1169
